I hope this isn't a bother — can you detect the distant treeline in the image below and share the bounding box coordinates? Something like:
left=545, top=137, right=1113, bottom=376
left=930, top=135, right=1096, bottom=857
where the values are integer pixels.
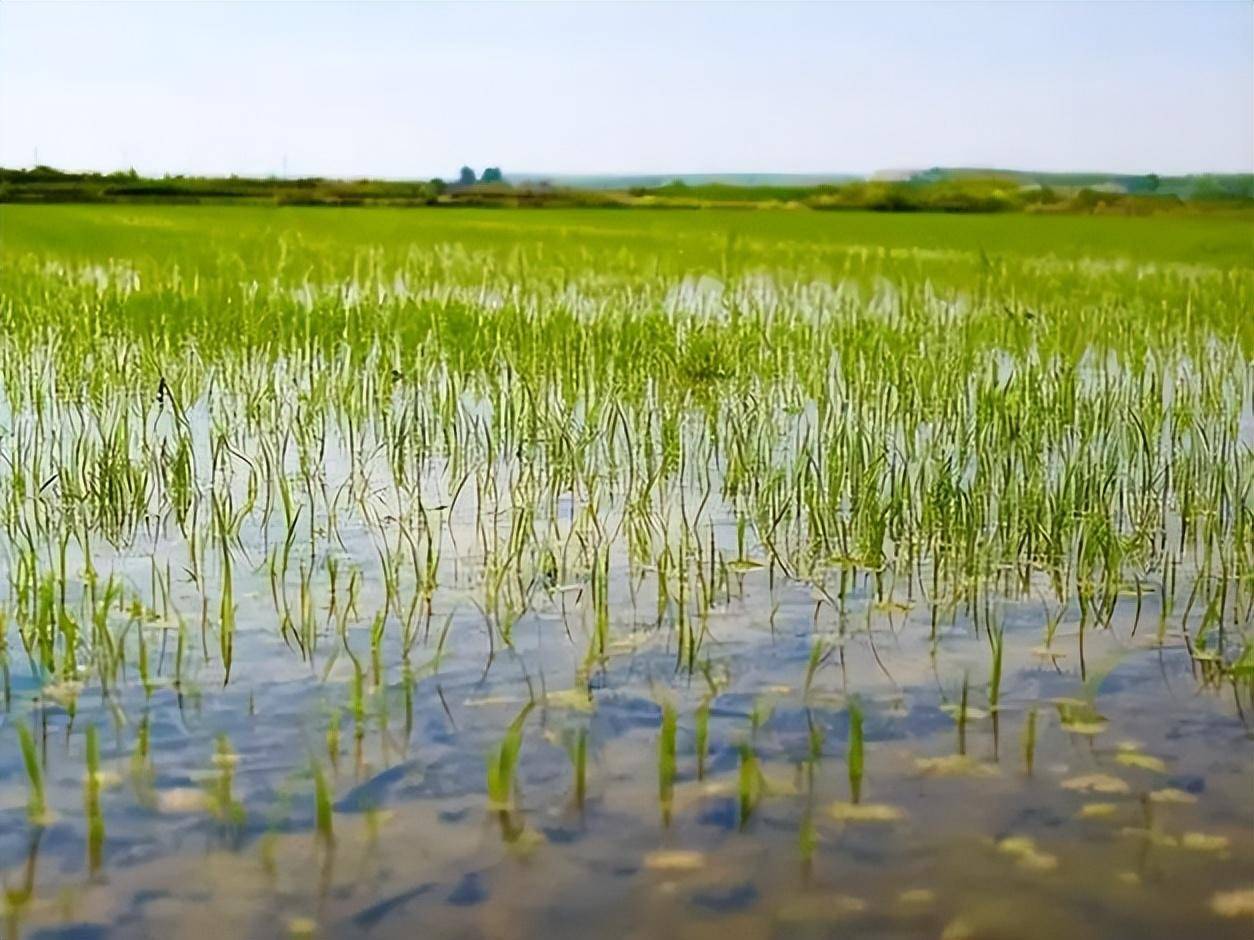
left=2, top=165, right=1250, bottom=214
left=636, top=172, right=1254, bottom=213
left=0, top=166, right=449, bottom=206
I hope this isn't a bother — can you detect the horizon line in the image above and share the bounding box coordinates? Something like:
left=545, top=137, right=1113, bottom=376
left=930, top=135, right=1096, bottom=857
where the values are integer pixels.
left=8, top=163, right=1253, bottom=182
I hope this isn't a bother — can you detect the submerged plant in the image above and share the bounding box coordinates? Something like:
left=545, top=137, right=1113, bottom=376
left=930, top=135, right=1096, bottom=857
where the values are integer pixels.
left=16, top=723, right=46, bottom=825
left=694, top=697, right=710, bottom=780
left=737, top=742, right=764, bottom=828
left=486, top=702, right=534, bottom=810
left=565, top=728, right=588, bottom=809
left=84, top=724, right=105, bottom=874
left=657, top=699, right=677, bottom=825
left=209, top=733, right=245, bottom=829
left=311, top=759, right=333, bottom=842
left=847, top=699, right=864, bottom=804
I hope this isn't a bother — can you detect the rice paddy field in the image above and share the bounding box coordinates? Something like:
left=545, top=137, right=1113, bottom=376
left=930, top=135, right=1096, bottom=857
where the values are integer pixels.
left=0, top=203, right=1251, bottom=939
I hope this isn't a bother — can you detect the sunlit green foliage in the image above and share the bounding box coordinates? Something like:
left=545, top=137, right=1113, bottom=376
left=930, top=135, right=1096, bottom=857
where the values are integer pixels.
left=0, top=204, right=1249, bottom=935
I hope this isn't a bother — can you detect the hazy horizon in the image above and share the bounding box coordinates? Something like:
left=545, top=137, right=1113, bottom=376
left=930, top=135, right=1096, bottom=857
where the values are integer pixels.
left=2, top=1, right=1251, bottom=179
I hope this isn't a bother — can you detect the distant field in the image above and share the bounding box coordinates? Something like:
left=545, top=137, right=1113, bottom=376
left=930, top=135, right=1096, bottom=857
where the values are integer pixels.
left=4, top=202, right=1253, bottom=269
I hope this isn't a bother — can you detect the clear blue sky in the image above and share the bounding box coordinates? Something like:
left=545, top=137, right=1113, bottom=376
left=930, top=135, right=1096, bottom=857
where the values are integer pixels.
left=1, top=1, right=1250, bottom=178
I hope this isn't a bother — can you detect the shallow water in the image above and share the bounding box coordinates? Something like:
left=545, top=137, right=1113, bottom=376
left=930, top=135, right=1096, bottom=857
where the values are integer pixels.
left=1, top=516, right=1250, bottom=940
left=0, top=206, right=1251, bottom=938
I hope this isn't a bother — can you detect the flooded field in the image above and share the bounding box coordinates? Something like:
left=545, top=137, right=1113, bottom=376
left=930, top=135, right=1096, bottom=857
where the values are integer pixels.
left=0, top=205, right=1251, bottom=939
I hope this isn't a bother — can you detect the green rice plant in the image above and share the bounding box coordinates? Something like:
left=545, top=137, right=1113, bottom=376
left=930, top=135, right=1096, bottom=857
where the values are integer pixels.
left=694, top=697, right=710, bottom=780
left=798, top=806, right=817, bottom=866
left=16, top=722, right=46, bottom=824
left=486, top=701, right=534, bottom=810
left=350, top=656, right=366, bottom=743
left=0, top=610, right=10, bottom=710
left=326, top=710, right=341, bottom=770
left=84, top=724, right=105, bottom=874
left=217, top=527, right=235, bottom=684
left=847, top=698, right=864, bottom=804
left=1021, top=708, right=1038, bottom=776
left=802, top=637, right=831, bottom=701
left=957, top=673, right=970, bottom=755
left=657, top=699, right=677, bottom=825
left=209, top=733, right=245, bottom=828
left=130, top=712, right=155, bottom=808
left=988, top=622, right=1004, bottom=712
left=311, top=759, right=333, bottom=842
left=587, top=544, right=611, bottom=663
left=806, top=710, right=825, bottom=766
left=737, top=742, right=764, bottom=829
left=564, top=728, right=588, bottom=809
left=749, top=694, right=776, bottom=738
left=135, top=619, right=152, bottom=700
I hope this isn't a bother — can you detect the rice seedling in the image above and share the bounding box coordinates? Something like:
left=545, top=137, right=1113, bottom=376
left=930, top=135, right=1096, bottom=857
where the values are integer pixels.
left=694, top=697, right=711, bottom=780
left=311, top=758, right=334, bottom=842
left=847, top=698, right=864, bottom=804
left=1021, top=708, right=1038, bottom=776
left=657, top=698, right=677, bottom=825
left=83, top=724, right=105, bottom=875
left=16, top=722, right=47, bottom=825
left=209, top=733, right=245, bottom=830
left=486, top=701, right=534, bottom=810
left=563, top=727, right=588, bottom=809
left=987, top=623, right=1004, bottom=713
left=737, top=741, right=765, bottom=828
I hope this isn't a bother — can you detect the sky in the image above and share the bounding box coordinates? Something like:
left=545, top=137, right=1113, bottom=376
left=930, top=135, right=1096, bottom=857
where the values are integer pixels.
left=1, top=1, right=1251, bottom=179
